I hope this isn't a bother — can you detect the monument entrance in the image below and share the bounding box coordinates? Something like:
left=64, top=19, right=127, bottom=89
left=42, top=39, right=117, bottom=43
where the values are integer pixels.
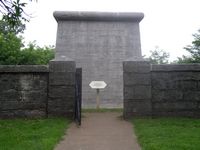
left=54, top=11, right=144, bottom=108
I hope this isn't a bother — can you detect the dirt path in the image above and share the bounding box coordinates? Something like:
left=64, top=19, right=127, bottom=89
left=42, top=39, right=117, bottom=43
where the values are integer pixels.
left=55, top=112, right=141, bottom=150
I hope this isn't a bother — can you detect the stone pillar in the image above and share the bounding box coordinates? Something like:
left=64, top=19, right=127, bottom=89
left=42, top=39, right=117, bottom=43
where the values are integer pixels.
left=48, top=57, right=76, bottom=118
left=123, top=59, right=152, bottom=118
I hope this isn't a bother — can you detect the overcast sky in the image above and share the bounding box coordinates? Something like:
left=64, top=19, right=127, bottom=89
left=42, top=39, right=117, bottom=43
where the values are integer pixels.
left=23, top=0, right=200, bottom=60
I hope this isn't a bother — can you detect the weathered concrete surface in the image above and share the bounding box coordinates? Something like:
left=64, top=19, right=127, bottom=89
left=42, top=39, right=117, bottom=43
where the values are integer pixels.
left=54, top=11, right=144, bottom=108
left=0, top=62, right=77, bottom=119
left=0, top=65, right=49, bottom=118
left=123, top=62, right=200, bottom=118
left=55, top=112, right=141, bottom=150
left=151, top=64, right=200, bottom=117
left=123, top=60, right=152, bottom=118
left=48, top=59, right=76, bottom=118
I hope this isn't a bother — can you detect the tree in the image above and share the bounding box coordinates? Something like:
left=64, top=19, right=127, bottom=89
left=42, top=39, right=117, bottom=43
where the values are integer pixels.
left=0, top=30, right=23, bottom=64
left=148, top=47, right=170, bottom=64
left=177, top=29, right=200, bottom=63
left=0, top=20, right=54, bottom=65
left=0, top=0, right=35, bottom=31
left=19, top=42, right=55, bottom=65
left=0, top=1, right=54, bottom=65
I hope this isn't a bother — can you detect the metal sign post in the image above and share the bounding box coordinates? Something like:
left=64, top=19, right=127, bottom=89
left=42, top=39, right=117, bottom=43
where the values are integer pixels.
left=89, top=81, right=107, bottom=109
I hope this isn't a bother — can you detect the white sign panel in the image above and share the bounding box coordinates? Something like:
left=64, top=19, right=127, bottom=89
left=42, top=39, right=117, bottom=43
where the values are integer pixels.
left=89, top=81, right=107, bottom=89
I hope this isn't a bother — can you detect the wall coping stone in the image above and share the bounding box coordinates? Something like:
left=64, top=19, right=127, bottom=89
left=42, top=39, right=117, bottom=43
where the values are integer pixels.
left=124, top=57, right=146, bottom=62
left=0, top=65, right=49, bottom=73
left=53, top=11, right=144, bottom=22
left=51, top=56, right=74, bottom=62
left=152, top=64, right=200, bottom=72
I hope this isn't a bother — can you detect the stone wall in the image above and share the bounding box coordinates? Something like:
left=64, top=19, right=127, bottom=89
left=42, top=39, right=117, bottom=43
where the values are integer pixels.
left=0, top=65, right=48, bottom=118
left=123, top=61, right=200, bottom=118
left=123, top=60, right=152, bottom=118
left=48, top=59, right=76, bottom=118
left=151, top=64, right=200, bottom=117
left=0, top=61, right=76, bottom=118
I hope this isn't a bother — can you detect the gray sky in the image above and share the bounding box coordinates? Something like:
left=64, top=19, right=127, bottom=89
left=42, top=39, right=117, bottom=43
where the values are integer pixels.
left=23, top=0, right=200, bottom=60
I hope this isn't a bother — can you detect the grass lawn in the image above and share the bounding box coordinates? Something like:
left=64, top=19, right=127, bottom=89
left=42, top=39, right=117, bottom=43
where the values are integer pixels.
left=0, top=118, right=70, bottom=150
left=133, top=118, right=200, bottom=150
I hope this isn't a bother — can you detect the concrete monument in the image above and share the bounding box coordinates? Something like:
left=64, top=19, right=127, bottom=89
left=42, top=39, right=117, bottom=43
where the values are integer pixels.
left=54, top=11, right=144, bottom=108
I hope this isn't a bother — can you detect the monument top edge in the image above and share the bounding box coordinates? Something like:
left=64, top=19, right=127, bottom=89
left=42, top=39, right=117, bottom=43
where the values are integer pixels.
left=53, top=11, right=144, bottom=22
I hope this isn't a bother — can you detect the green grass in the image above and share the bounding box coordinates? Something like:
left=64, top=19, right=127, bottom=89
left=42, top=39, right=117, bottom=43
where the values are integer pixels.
left=0, top=118, right=70, bottom=150
left=133, top=118, right=200, bottom=150
left=82, top=108, right=123, bottom=113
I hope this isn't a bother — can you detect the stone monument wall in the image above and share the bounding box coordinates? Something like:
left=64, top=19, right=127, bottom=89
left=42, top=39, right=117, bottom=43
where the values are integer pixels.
left=54, top=11, right=144, bottom=108
left=0, top=61, right=76, bottom=118
left=123, top=62, right=200, bottom=118
left=151, top=64, right=200, bottom=117
left=0, top=65, right=48, bottom=118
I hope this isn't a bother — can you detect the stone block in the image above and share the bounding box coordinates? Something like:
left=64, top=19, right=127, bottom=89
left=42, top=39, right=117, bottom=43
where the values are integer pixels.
left=48, top=59, right=76, bottom=117
left=124, top=85, right=151, bottom=100
left=124, top=100, right=152, bottom=118
left=152, top=90, right=183, bottom=102
left=0, top=100, right=46, bottom=110
left=0, top=109, right=46, bottom=118
left=176, top=80, right=198, bottom=90
left=153, top=101, right=198, bottom=111
left=152, top=111, right=196, bottom=118
left=152, top=64, right=200, bottom=72
left=183, top=91, right=200, bottom=101
left=123, top=61, right=150, bottom=73
left=49, top=72, right=75, bottom=86
left=48, top=85, right=75, bottom=98
left=49, top=60, right=76, bottom=72
left=124, top=72, right=150, bottom=85
left=0, top=65, right=49, bottom=73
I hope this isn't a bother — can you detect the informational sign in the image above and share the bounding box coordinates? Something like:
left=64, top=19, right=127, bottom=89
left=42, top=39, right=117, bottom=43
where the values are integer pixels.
left=89, top=81, right=107, bottom=89
left=89, top=81, right=107, bottom=109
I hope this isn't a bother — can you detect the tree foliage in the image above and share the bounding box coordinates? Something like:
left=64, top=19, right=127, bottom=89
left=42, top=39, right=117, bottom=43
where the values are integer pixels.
left=148, top=47, right=170, bottom=64
left=0, top=20, right=54, bottom=65
left=177, top=29, right=200, bottom=63
left=0, top=0, right=35, bottom=31
left=20, top=42, right=55, bottom=65
left=0, top=1, right=54, bottom=65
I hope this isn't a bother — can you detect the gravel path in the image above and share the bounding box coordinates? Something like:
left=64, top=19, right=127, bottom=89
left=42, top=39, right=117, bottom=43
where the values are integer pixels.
left=55, top=112, right=141, bottom=150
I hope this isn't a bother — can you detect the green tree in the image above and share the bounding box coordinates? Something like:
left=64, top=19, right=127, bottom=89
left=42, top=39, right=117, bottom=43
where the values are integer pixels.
left=148, top=47, right=170, bottom=64
left=0, top=20, right=54, bottom=65
left=177, top=29, right=200, bottom=63
left=19, top=42, right=55, bottom=65
left=0, top=31, right=23, bottom=64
